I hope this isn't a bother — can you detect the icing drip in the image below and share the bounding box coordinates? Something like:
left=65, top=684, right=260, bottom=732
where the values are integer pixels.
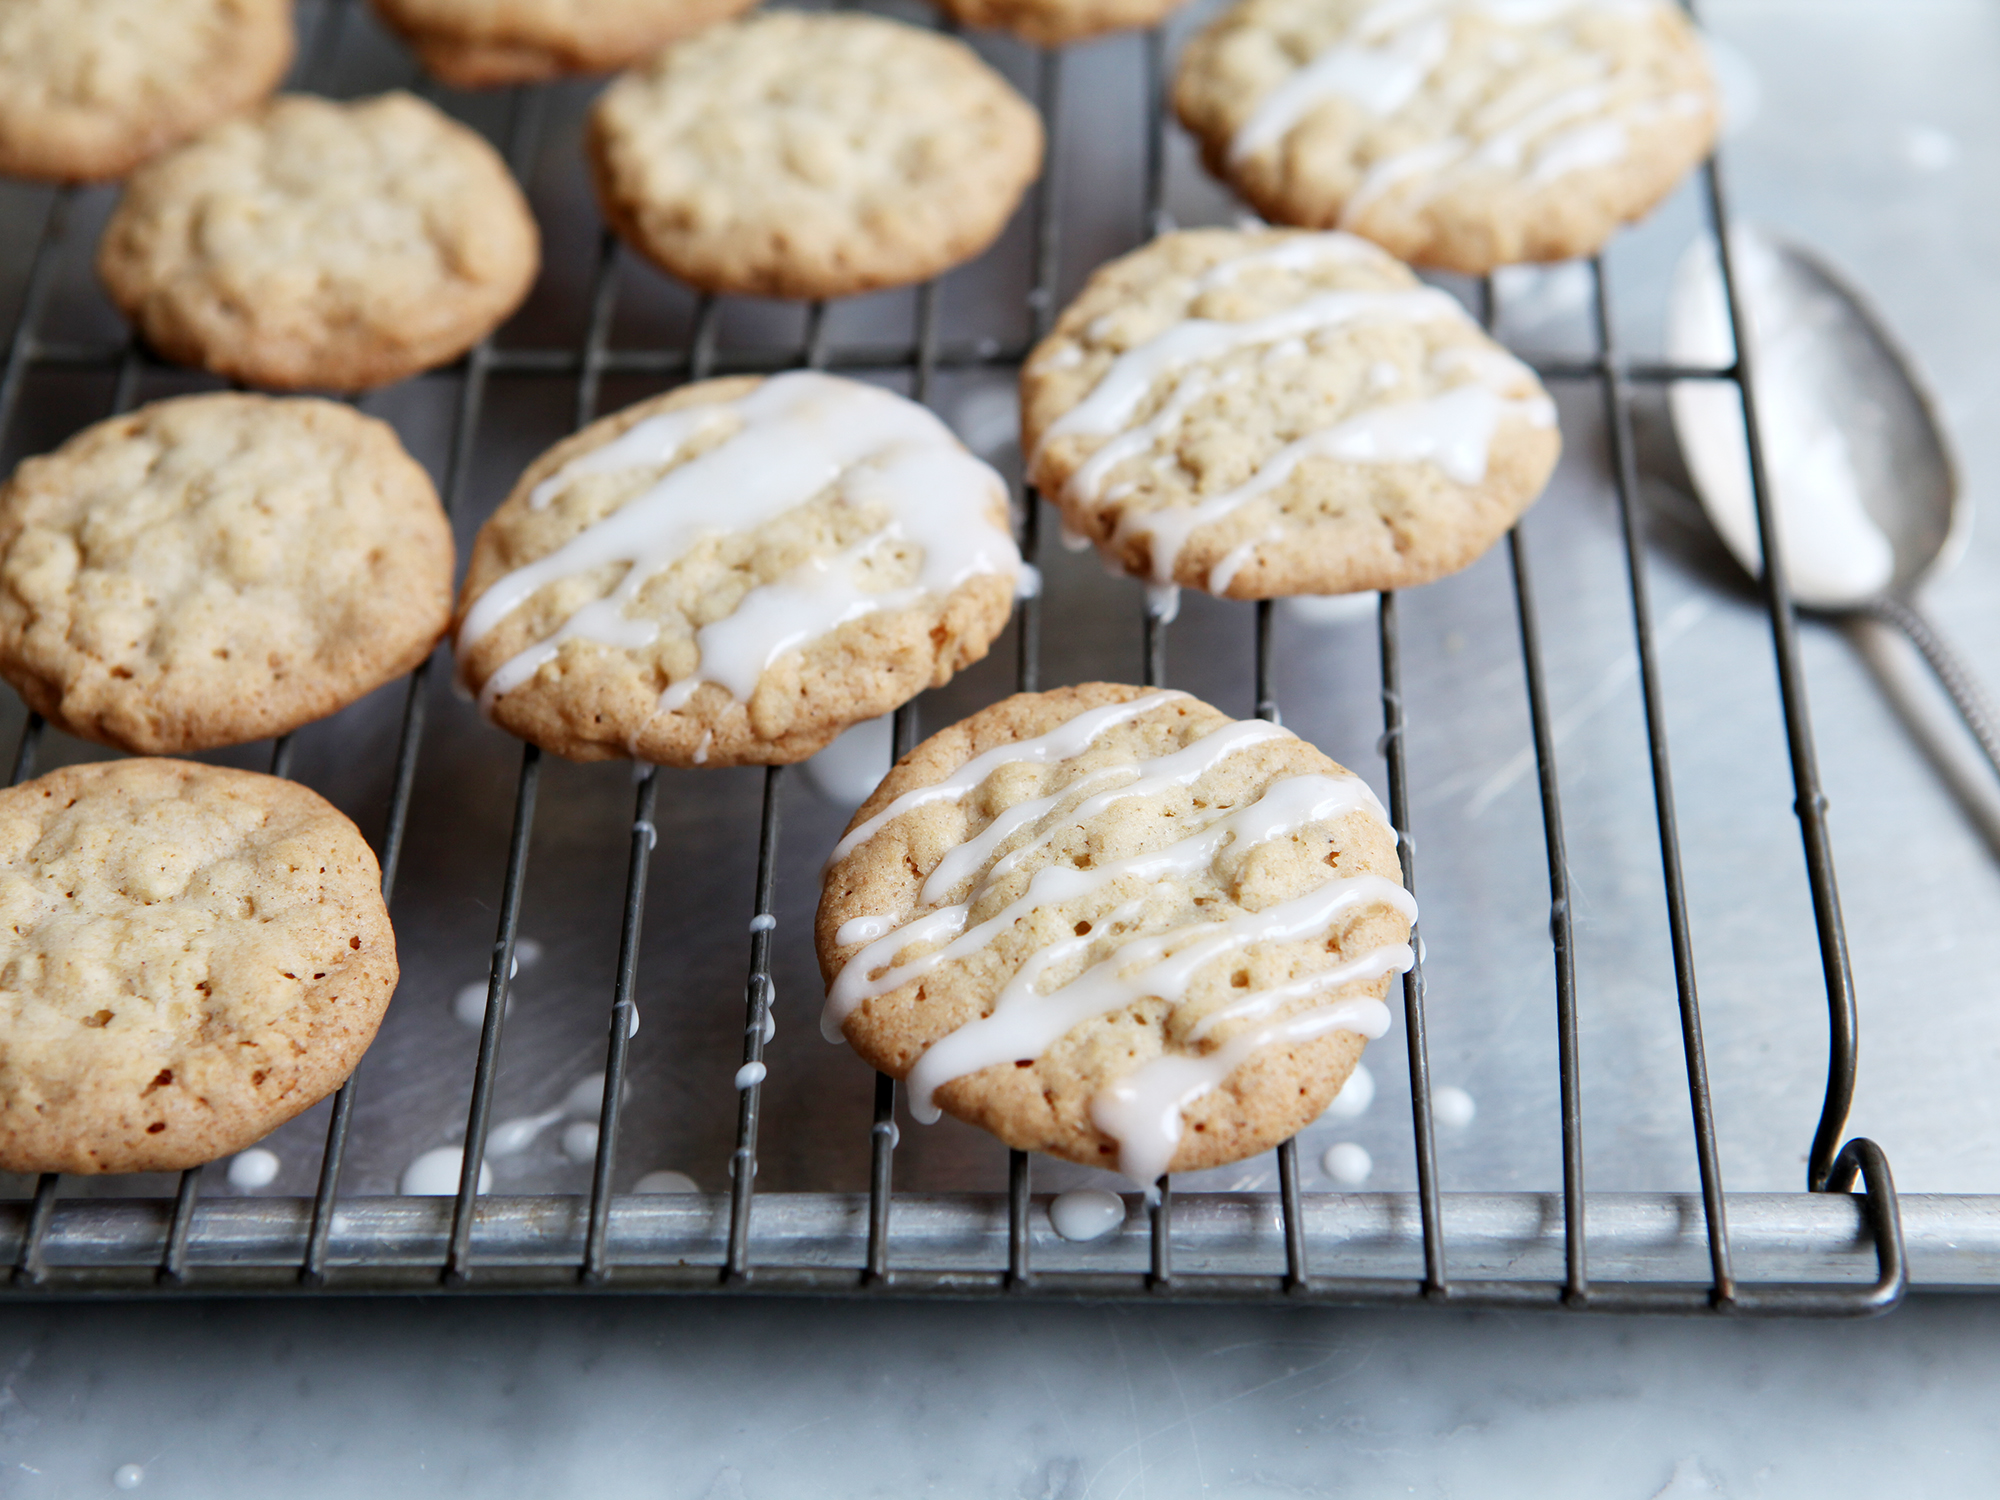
left=822, top=702, right=1414, bottom=1181
left=1093, top=996, right=1394, bottom=1186
left=458, top=372, right=1019, bottom=715
left=1041, top=233, right=1556, bottom=587
left=1227, top=0, right=1697, bottom=213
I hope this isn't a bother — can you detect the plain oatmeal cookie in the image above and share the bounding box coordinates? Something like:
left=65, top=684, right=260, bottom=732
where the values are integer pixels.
left=0, top=0, right=293, bottom=184
left=587, top=11, right=1045, bottom=300
left=96, top=92, right=541, bottom=392
left=0, top=758, right=398, bottom=1176
left=368, top=0, right=761, bottom=87
left=1174, top=0, right=1719, bottom=272
left=0, top=394, right=454, bottom=755
left=453, top=372, right=1021, bottom=767
left=817, top=684, right=1415, bottom=1182
left=1021, top=227, right=1561, bottom=598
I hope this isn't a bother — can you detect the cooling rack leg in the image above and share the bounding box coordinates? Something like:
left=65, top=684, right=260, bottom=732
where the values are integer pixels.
left=1700, top=161, right=1865, bottom=1195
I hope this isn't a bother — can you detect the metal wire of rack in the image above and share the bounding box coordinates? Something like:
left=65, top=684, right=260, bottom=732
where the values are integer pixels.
left=0, top=0, right=1919, bottom=1309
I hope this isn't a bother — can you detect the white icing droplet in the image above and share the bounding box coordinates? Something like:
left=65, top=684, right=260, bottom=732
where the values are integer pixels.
left=734, top=1062, right=767, bottom=1090
left=1433, top=1085, right=1477, bottom=1129
left=1901, top=123, right=1956, bottom=172
left=1145, top=583, right=1181, bottom=622
left=1049, top=1187, right=1127, bottom=1242
left=749, top=913, right=777, bottom=933
left=453, top=981, right=504, bottom=1028
left=1014, top=563, right=1043, bottom=599
left=400, top=1147, right=493, bottom=1197
left=486, top=1110, right=562, bottom=1157
left=625, top=1007, right=641, bottom=1039
left=1321, top=1141, right=1373, bottom=1185
left=951, top=383, right=1022, bottom=456
left=561, top=1122, right=600, bottom=1161
left=1323, top=1062, right=1375, bottom=1121
left=226, top=1148, right=280, bottom=1190
left=804, top=714, right=895, bottom=806
left=562, top=1073, right=608, bottom=1116
left=633, top=1170, right=700, bottom=1194
left=1284, top=592, right=1380, bottom=627
left=113, top=1465, right=145, bottom=1491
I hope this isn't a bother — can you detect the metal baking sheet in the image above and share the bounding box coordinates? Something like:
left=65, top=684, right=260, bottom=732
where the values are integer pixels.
left=0, top=0, right=1995, bottom=1284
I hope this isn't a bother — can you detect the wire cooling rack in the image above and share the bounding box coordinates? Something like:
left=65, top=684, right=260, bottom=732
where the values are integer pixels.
left=0, top=0, right=1935, bottom=1310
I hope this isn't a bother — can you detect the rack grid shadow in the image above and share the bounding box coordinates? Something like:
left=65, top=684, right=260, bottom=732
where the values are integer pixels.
left=0, top=0, right=1927, bottom=1311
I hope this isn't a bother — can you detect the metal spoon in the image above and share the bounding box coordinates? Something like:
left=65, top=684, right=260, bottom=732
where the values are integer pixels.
left=1667, top=225, right=2000, bottom=779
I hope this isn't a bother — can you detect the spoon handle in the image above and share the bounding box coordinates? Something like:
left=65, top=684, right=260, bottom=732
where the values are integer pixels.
left=1870, top=594, right=2000, bottom=782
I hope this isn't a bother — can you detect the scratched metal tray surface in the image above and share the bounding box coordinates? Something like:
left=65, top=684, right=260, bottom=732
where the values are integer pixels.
left=0, top=0, right=1994, bottom=1305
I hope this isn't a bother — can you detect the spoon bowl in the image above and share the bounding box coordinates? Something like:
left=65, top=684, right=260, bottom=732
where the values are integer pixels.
left=1668, top=225, right=2000, bottom=779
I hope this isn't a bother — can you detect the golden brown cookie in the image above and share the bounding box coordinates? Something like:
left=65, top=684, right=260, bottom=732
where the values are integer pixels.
left=937, top=0, right=1188, bottom=48
left=454, top=372, right=1022, bottom=767
left=96, top=92, right=541, bottom=392
left=0, top=393, right=455, bottom=755
left=0, top=0, right=293, bottom=185
left=368, top=0, right=760, bottom=87
left=1021, top=227, right=1560, bottom=598
left=0, top=758, right=398, bottom=1175
left=587, top=11, right=1045, bottom=300
left=817, top=684, right=1414, bottom=1182
left=1174, top=0, right=1719, bottom=272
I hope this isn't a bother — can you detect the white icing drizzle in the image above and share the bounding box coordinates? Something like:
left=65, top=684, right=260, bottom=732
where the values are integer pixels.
left=1041, top=286, right=1466, bottom=449
left=920, top=719, right=1289, bottom=907
left=1122, top=384, right=1554, bottom=585
left=458, top=372, right=1019, bottom=716
left=1227, top=0, right=1698, bottom=219
left=904, top=868, right=1412, bottom=1123
left=836, top=913, right=898, bottom=946
left=1041, top=234, right=1557, bottom=587
left=821, top=703, right=1413, bottom=1182
left=826, top=691, right=1186, bottom=868
left=1093, top=995, right=1394, bottom=1186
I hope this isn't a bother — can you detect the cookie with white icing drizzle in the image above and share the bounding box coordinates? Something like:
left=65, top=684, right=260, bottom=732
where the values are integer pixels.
left=1021, top=227, right=1560, bottom=598
left=817, top=684, right=1414, bottom=1183
left=1174, top=0, right=1719, bottom=272
left=454, top=372, right=1022, bottom=767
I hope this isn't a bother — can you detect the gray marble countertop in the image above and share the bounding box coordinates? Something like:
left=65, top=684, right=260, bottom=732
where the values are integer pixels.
left=4, top=0, right=1999, bottom=1494
left=3, top=1293, right=1998, bottom=1497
